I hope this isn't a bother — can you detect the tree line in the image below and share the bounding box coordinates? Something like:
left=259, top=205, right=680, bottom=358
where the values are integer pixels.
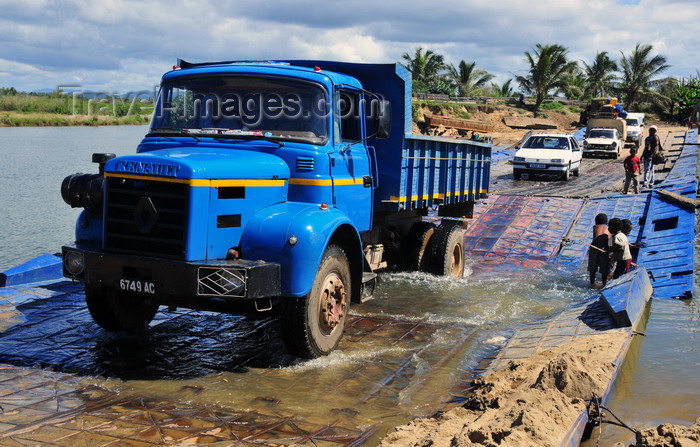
left=401, top=43, right=700, bottom=122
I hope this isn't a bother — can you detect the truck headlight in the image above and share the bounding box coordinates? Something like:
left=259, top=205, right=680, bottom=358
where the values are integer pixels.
left=583, top=141, right=589, bottom=148
left=514, top=156, right=525, bottom=162
left=64, top=251, right=85, bottom=276
left=551, top=159, right=563, bottom=164
left=219, top=270, right=245, bottom=294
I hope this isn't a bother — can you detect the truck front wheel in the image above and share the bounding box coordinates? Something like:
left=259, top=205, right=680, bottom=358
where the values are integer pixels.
left=283, top=245, right=351, bottom=358
left=85, top=286, right=159, bottom=332
left=428, top=223, right=465, bottom=278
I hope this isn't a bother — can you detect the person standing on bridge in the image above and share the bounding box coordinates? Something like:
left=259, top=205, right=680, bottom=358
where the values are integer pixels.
left=588, top=213, right=611, bottom=288
left=641, top=125, right=661, bottom=188
left=623, top=147, right=642, bottom=194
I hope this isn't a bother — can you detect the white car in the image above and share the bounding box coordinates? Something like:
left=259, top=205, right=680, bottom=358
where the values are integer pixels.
left=512, top=133, right=583, bottom=180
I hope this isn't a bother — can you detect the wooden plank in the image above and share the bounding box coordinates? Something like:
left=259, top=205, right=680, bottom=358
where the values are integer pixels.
left=424, top=114, right=494, bottom=133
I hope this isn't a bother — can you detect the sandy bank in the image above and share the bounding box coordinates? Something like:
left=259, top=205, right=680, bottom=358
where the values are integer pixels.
left=380, top=332, right=628, bottom=447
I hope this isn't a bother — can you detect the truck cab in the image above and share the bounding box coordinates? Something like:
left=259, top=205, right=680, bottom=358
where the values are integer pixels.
left=583, top=117, right=626, bottom=159
left=625, top=112, right=645, bottom=148
left=60, top=60, right=491, bottom=358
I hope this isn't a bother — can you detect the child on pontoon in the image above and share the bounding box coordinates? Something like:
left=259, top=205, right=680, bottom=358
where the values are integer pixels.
left=610, top=218, right=633, bottom=279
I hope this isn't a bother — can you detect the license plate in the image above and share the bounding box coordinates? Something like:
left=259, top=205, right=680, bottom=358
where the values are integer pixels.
left=530, top=163, right=546, bottom=169
left=119, top=278, right=156, bottom=294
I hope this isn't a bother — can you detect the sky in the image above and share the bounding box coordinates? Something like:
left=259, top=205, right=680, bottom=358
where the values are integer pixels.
left=0, top=0, right=698, bottom=96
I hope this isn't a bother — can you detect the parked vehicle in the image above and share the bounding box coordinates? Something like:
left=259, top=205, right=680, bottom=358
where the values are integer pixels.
left=583, top=118, right=626, bottom=158
left=512, top=133, right=582, bottom=180
left=59, top=60, right=491, bottom=358
left=625, top=112, right=645, bottom=148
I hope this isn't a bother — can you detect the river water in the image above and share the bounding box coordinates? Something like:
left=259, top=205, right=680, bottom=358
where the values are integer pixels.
left=0, top=126, right=697, bottom=444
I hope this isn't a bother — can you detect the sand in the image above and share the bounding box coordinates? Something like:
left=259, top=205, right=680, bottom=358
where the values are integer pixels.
left=379, top=332, right=628, bottom=447
left=629, top=418, right=700, bottom=447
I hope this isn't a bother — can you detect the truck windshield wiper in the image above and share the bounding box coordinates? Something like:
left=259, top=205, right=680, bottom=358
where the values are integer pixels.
left=149, top=127, right=283, bottom=148
left=148, top=127, right=201, bottom=142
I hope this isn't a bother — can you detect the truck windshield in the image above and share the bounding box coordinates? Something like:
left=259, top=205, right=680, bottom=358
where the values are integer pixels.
left=149, top=75, right=328, bottom=144
left=589, top=130, right=615, bottom=138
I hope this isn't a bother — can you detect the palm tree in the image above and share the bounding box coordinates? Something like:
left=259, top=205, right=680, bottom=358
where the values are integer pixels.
left=581, top=51, right=619, bottom=98
left=618, top=43, right=670, bottom=109
left=491, top=79, right=515, bottom=97
left=448, top=60, right=494, bottom=97
left=400, top=47, right=446, bottom=87
left=558, top=68, right=585, bottom=100
left=515, top=44, right=578, bottom=115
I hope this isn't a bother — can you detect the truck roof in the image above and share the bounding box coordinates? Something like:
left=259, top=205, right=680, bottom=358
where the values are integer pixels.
left=165, top=59, right=364, bottom=89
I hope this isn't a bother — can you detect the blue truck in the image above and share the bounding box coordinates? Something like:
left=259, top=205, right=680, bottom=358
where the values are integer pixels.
left=60, top=60, right=491, bottom=358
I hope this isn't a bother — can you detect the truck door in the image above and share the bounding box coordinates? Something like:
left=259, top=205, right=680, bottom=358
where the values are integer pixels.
left=330, top=89, right=373, bottom=232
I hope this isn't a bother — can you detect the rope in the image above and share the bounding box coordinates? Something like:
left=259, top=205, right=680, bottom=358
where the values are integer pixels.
left=587, top=394, right=638, bottom=447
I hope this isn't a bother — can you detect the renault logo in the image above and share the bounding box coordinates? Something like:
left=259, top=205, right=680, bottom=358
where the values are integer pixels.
left=134, top=197, right=158, bottom=234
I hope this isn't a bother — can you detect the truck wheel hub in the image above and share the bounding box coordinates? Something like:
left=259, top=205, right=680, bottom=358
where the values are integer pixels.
left=319, top=273, right=346, bottom=330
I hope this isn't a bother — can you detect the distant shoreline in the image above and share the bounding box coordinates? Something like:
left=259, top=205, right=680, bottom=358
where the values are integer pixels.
left=0, top=112, right=150, bottom=127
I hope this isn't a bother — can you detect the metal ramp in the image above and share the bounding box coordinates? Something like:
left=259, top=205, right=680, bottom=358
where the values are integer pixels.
left=464, top=194, right=584, bottom=276
left=0, top=279, right=482, bottom=446
left=636, top=128, right=697, bottom=299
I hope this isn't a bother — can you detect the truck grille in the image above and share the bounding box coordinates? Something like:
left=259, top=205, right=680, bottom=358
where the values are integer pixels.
left=104, top=177, right=189, bottom=259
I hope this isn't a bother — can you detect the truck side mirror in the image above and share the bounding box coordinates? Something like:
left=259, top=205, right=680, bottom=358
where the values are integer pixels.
left=372, top=100, right=391, bottom=139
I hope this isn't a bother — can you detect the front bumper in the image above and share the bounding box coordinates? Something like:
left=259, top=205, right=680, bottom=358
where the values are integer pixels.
left=62, top=242, right=281, bottom=300
left=583, top=147, right=616, bottom=156
left=512, top=162, right=568, bottom=173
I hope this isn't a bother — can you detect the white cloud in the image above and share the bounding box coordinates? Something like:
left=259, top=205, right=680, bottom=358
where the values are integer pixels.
left=0, top=0, right=697, bottom=92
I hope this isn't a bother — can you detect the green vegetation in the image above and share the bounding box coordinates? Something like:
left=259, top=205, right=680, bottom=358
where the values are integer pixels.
left=400, top=42, right=682, bottom=122
left=540, top=101, right=565, bottom=111
left=413, top=100, right=475, bottom=121
left=0, top=87, right=153, bottom=126
left=670, top=76, right=700, bottom=120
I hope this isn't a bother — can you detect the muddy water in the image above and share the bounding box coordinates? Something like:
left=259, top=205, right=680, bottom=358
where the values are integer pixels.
left=79, top=267, right=585, bottom=443
left=0, top=126, right=697, bottom=444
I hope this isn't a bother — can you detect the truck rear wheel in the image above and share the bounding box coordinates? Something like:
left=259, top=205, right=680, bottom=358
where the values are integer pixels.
left=283, top=245, right=351, bottom=358
left=405, top=221, right=436, bottom=272
left=85, top=286, right=159, bottom=332
left=428, top=222, right=464, bottom=278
